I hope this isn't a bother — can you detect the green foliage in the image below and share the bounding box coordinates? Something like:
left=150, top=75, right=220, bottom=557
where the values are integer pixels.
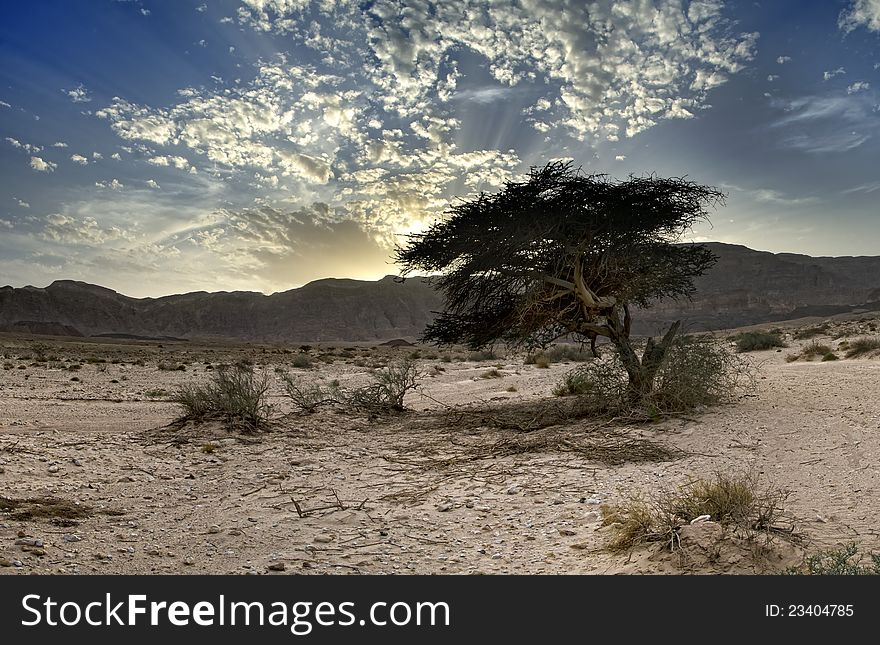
left=290, top=353, right=312, bottom=369
left=396, top=161, right=722, bottom=350
left=787, top=544, right=880, bottom=575
left=735, top=331, right=786, bottom=352
left=554, top=335, right=753, bottom=417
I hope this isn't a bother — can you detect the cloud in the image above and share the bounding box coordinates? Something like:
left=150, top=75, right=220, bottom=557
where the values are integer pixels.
left=70, top=154, right=88, bottom=165
left=196, top=3, right=207, bottom=11
left=769, top=92, right=878, bottom=153
left=14, top=198, right=30, bottom=208
left=615, top=155, right=626, bottom=161
left=5, top=137, right=42, bottom=153
left=29, top=156, right=57, bottom=172
left=141, top=8, right=150, bottom=16
left=92, top=152, right=103, bottom=160
left=847, top=81, right=870, bottom=94
left=146, top=179, right=160, bottom=189
left=235, top=0, right=757, bottom=141
left=452, top=87, right=519, bottom=104
left=95, top=179, right=124, bottom=190
left=839, top=0, right=880, bottom=32
left=776, top=56, right=791, bottom=64
left=767, top=75, right=779, bottom=82
left=52, top=141, right=68, bottom=148
left=823, top=67, right=846, bottom=81
left=65, top=84, right=92, bottom=103
left=752, top=188, right=818, bottom=206
left=842, top=181, right=880, bottom=194
left=147, top=155, right=191, bottom=170
left=0, top=100, right=11, bottom=108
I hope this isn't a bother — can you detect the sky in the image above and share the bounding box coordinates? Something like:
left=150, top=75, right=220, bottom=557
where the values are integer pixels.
left=1, top=0, right=879, bottom=298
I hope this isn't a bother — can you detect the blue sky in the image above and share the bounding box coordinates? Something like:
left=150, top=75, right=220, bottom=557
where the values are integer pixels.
left=1, top=0, right=878, bottom=297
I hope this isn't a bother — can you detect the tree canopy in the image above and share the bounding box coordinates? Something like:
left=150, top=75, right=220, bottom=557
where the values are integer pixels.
left=396, top=161, right=724, bottom=354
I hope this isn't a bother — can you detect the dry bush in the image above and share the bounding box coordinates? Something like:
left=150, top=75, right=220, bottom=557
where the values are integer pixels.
left=467, top=349, right=497, bottom=362
left=172, top=364, right=271, bottom=432
left=525, top=344, right=593, bottom=365
left=844, top=336, right=880, bottom=358
left=801, top=342, right=833, bottom=359
left=282, top=378, right=340, bottom=413
left=793, top=325, right=828, bottom=340
left=284, top=359, right=422, bottom=414
left=480, top=368, right=503, bottom=379
left=605, top=471, right=791, bottom=553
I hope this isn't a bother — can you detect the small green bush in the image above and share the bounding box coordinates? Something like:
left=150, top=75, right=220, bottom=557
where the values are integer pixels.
left=787, top=544, right=880, bottom=575
left=291, top=353, right=312, bottom=369
left=554, top=335, right=753, bottom=417
left=821, top=352, right=839, bottom=362
left=735, top=331, right=786, bottom=352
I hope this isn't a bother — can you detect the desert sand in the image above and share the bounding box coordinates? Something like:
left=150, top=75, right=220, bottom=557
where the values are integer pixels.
left=1, top=317, right=879, bottom=575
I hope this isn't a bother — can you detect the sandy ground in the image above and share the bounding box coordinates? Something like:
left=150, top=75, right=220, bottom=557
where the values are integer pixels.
left=1, top=320, right=879, bottom=575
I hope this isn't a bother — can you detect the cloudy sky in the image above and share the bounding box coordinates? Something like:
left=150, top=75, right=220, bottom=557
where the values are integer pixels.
left=1, top=0, right=879, bottom=297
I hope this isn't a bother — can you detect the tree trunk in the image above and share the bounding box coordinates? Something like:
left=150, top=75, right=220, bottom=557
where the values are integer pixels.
left=608, top=308, right=681, bottom=405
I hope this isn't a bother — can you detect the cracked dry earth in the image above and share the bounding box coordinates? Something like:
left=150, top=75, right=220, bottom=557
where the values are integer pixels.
left=1, top=327, right=879, bottom=575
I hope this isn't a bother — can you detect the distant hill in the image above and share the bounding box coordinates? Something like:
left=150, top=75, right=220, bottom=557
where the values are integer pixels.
left=2, top=243, right=879, bottom=342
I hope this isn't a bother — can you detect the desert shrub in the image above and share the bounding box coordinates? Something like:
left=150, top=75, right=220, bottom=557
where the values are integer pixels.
left=527, top=344, right=593, bottom=365
left=786, top=544, right=880, bottom=575
left=467, top=349, right=496, bottom=362
left=291, top=353, right=312, bottom=369
left=821, top=352, right=839, bottom=361
left=144, top=389, right=168, bottom=398
left=282, top=378, right=341, bottom=413
left=534, top=356, right=551, bottom=369
left=171, top=365, right=271, bottom=432
left=506, top=385, right=518, bottom=392
left=605, top=471, right=789, bottom=552
left=440, top=354, right=452, bottom=363
left=843, top=337, right=880, bottom=358
left=346, top=359, right=422, bottom=411
left=480, top=368, right=502, bottom=379
left=793, top=325, right=828, bottom=340
left=801, top=342, right=833, bottom=359
left=554, top=335, right=753, bottom=417
left=735, top=331, right=786, bottom=352
left=284, top=359, right=422, bottom=414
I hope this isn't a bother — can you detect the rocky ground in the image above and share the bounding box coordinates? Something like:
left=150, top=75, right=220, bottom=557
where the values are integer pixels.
left=1, top=315, right=879, bottom=575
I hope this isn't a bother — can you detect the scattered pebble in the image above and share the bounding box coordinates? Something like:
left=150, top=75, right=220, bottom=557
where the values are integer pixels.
left=267, top=562, right=286, bottom=571
left=314, top=534, right=334, bottom=543
left=62, top=534, right=82, bottom=543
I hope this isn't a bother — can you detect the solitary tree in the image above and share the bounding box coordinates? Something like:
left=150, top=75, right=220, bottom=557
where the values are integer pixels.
left=395, top=161, right=725, bottom=404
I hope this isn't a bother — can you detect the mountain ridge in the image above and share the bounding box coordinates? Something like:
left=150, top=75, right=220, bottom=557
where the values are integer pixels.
left=2, top=243, right=879, bottom=342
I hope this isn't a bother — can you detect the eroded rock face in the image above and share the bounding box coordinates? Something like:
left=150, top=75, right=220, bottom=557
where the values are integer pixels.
left=2, top=243, right=879, bottom=342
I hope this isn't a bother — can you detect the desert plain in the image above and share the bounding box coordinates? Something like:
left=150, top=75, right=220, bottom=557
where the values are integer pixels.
left=1, top=314, right=879, bottom=576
